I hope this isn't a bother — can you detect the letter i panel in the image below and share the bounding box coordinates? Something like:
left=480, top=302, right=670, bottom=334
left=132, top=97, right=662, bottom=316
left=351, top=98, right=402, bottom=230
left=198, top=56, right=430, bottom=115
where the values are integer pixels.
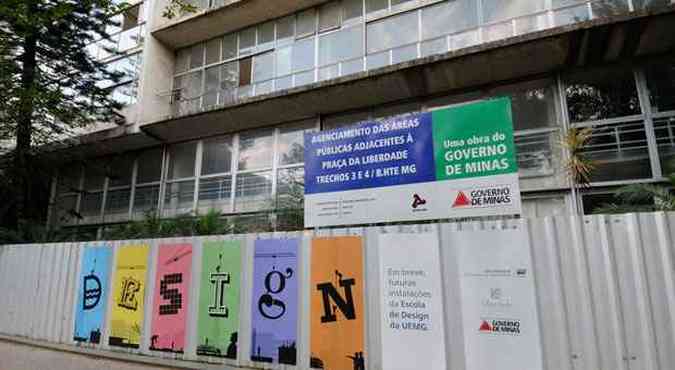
left=74, top=244, right=112, bottom=344
left=150, top=243, right=193, bottom=353
left=250, top=238, right=299, bottom=365
left=196, top=240, right=241, bottom=358
left=310, top=236, right=365, bottom=370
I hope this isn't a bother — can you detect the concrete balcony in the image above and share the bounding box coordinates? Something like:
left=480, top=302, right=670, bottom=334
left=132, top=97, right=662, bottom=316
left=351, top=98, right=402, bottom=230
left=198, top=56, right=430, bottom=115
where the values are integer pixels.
left=151, top=0, right=332, bottom=49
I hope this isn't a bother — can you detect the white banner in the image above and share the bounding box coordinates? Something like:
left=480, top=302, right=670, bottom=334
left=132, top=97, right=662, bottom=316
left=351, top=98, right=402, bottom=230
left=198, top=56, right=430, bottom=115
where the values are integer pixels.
left=379, top=233, right=447, bottom=370
left=451, top=229, right=543, bottom=370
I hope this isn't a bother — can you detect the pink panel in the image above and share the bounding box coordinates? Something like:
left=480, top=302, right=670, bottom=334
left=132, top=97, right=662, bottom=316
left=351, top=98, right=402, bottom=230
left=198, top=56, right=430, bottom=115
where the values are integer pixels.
left=150, top=243, right=193, bottom=353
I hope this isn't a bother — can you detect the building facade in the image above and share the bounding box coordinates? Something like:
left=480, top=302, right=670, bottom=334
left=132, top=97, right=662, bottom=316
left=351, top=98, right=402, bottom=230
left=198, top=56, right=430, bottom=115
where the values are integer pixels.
left=49, top=0, right=675, bottom=233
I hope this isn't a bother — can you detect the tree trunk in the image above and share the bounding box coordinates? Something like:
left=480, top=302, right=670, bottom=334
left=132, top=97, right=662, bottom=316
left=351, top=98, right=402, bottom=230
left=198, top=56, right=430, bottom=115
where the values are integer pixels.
left=14, top=7, right=38, bottom=230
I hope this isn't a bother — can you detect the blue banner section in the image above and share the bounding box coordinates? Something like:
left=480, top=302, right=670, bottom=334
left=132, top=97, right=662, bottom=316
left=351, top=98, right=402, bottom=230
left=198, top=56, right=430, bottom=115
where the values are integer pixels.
left=74, top=245, right=112, bottom=344
left=304, top=112, right=436, bottom=194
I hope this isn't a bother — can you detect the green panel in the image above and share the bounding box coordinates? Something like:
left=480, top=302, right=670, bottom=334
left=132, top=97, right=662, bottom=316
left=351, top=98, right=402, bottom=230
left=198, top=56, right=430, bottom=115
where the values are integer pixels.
left=196, top=240, right=241, bottom=358
left=432, top=98, right=517, bottom=180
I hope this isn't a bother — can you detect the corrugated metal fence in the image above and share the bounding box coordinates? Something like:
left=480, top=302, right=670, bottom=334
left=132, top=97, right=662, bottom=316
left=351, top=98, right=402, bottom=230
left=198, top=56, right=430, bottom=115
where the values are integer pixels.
left=0, top=213, right=674, bottom=370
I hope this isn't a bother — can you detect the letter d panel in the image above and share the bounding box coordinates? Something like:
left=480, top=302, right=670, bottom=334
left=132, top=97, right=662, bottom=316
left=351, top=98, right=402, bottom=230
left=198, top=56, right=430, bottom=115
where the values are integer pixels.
left=74, top=244, right=112, bottom=344
left=311, top=236, right=365, bottom=370
left=196, top=240, right=241, bottom=359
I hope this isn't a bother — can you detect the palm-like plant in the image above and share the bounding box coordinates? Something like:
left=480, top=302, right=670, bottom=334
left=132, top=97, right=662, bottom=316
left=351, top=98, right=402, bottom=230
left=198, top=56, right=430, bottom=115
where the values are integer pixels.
left=594, top=174, right=675, bottom=214
left=560, top=127, right=596, bottom=213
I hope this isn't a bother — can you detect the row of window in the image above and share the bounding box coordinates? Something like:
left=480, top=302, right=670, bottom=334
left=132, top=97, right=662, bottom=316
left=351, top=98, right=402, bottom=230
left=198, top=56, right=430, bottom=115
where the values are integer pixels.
left=169, top=0, right=672, bottom=115
left=53, top=57, right=675, bottom=226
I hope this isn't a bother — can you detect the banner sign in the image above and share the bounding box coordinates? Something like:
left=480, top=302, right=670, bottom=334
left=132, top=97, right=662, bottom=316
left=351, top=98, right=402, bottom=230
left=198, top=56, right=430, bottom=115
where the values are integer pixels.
left=310, top=236, right=365, bottom=370
left=196, top=240, right=241, bottom=358
left=150, top=243, right=193, bottom=353
left=304, top=98, right=520, bottom=227
left=250, top=238, right=298, bottom=365
left=378, top=233, right=446, bottom=370
left=109, top=244, right=150, bottom=349
left=74, top=245, right=112, bottom=344
left=451, top=229, right=543, bottom=370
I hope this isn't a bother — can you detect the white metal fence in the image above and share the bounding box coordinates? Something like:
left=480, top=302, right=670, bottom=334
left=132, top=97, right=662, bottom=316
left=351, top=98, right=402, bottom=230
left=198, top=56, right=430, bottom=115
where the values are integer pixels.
left=0, top=212, right=674, bottom=370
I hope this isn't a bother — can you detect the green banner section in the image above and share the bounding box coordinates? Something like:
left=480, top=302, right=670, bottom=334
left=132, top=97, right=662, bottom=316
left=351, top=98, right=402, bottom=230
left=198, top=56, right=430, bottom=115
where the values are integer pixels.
left=432, top=98, right=517, bottom=181
left=196, top=240, right=241, bottom=358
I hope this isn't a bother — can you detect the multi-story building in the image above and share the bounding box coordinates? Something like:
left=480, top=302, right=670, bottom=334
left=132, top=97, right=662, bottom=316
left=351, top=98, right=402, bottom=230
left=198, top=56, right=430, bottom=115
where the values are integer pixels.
left=49, top=0, right=675, bottom=233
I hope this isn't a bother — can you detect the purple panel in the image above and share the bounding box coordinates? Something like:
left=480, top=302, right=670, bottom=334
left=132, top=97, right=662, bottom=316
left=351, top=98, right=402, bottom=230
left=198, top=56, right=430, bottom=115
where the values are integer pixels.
left=250, top=238, right=299, bottom=365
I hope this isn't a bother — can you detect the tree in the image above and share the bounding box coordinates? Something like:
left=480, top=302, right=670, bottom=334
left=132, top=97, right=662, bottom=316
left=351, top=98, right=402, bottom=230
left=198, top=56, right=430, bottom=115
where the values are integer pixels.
left=594, top=174, right=675, bottom=214
left=0, top=0, right=126, bottom=235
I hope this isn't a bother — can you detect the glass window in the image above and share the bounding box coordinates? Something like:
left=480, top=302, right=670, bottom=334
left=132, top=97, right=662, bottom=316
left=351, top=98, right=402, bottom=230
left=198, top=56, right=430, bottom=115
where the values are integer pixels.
left=175, top=48, right=190, bottom=74
left=106, top=155, right=134, bottom=187
left=422, top=0, right=478, bottom=40
left=294, top=70, right=315, bottom=86
left=239, top=27, right=256, bottom=55
left=204, top=65, right=220, bottom=107
left=189, top=43, right=204, bottom=69
left=489, top=79, right=558, bottom=131
left=238, top=130, right=274, bottom=170
left=296, top=8, right=316, bottom=38
left=279, top=121, right=317, bottom=165
left=277, top=167, right=305, bottom=208
left=276, top=46, right=292, bottom=76
left=482, top=0, right=545, bottom=23
left=392, top=44, right=417, bottom=64
left=319, top=65, right=339, bottom=81
left=239, top=57, right=252, bottom=86
left=319, top=2, right=342, bottom=32
left=367, top=51, right=389, bottom=70
left=421, top=38, right=446, bottom=57
left=632, top=0, right=671, bottom=9
left=582, top=121, right=652, bottom=182
left=163, top=180, right=195, bottom=214
left=367, top=12, right=418, bottom=54
left=653, top=117, right=675, bottom=175
left=515, top=131, right=555, bottom=178
left=342, top=58, right=364, bottom=75
left=391, top=0, right=416, bottom=9
left=235, top=171, right=272, bottom=212
left=202, top=136, right=233, bottom=175
left=253, top=51, right=274, bottom=82
left=343, top=0, right=363, bottom=24
left=58, top=165, right=82, bottom=194
left=277, top=16, right=295, bottom=45
left=80, top=192, right=103, bottom=217
left=133, top=185, right=159, bottom=215
left=564, top=65, right=641, bottom=123
left=366, top=0, right=388, bottom=15
left=292, top=37, right=315, bottom=72
left=645, top=58, right=675, bottom=113
left=258, top=21, right=275, bottom=50
left=105, top=188, right=131, bottom=214
left=222, top=33, right=238, bottom=60
left=205, top=38, right=221, bottom=65
left=182, top=70, right=203, bottom=99
left=553, top=3, right=590, bottom=26
left=53, top=194, right=77, bottom=225
left=591, top=0, right=630, bottom=18
left=84, top=165, right=106, bottom=191
left=136, top=148, right=163, bottom=184
left=198, top=176, right=232, bottom=209
left=220, top=61, right=239, bottom=99
left=168, top=142, right=197, bottom=179
left=319, top=25, right=363, bottom=66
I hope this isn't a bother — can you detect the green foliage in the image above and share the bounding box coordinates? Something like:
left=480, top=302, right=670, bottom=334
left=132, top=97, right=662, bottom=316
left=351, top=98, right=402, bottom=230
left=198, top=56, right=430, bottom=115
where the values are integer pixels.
left=102, top=209, right=235, bottom=240
left=594, top=174, right=675, bottom=214
left=162, top=0, right=198, bottom=20
left=560, top=127, right=596, bottom=187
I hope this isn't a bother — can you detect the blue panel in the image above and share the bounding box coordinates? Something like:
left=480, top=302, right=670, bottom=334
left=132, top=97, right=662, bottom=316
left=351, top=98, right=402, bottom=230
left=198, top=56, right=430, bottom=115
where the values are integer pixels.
left=73, top=245, right=112, bottom=344
left=304, top=112, right=436, bottom=194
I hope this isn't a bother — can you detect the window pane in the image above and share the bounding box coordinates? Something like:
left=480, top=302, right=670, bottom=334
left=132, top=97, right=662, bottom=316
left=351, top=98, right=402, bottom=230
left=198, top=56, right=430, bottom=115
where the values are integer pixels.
left=292, top=37, right=315, bottom=72
left=294, top=70, right=314, bottom=86
left=58, top=165, right=82, bottom=194
left=203, top=65, right=220, bottom=107
left=553, top=3, right=590, bottom=26
left=422, top=0, right=478, bottom=40
left=238, top=130, right=274, bottom=170
left=342, top=58, right=364, bottom=75
left=654, top=117, right=675, bottom=175
left=343, top=0, right=363, bottom=24
left=107, top=155, right=134, bottom=187
left=392, top=44, right=417, bottom=64
left=319, top=25, right=363, bottom=66
left=205, top=38, right=221, bottom=64
left=421, top=38, right=446, bottom=57
left=253, top=51, right=274, bottom=82
left=137, top=148, right=163, bottom=184
left=239, top=28, right=256, bottom=55
left=235, top=171, right=272, bottom=212
left=163, top=180, right=195, bottom=214
left=276, top=46, right=292, bottom=76
left=319, top=2, right=341, bottom=32
left=53, top=194, right=77, bottom=225
left=367, top=50, right=389, bottom=69
left=277, top=16, right=295, bottom=45
left=189, top=43, right=204, bottom=69
left=582, top=121, right=652, bottom=182
left=80, top=192, right=103, bottom=217
left=258, top=21, right=275, bottom=50
left=239, top=57, right=252, bottom=86
left=202, top=136, right=233, bottom=175
left=220, top=61, right=239, bottom=90
left=198, top=176, right=232, bottom=209
left=366, top=0, right=388, bottom=15
left=367, top=12, right=418, bottom=54
left=296, top=8, right=316, bottom=38
left=319, top=65, right=339, bottom=81
left=645, top=58, right=675, bottom=113
left=133, top=185, right=159, bottom=216
left=632, top=0, right=671, bottom=10
left=105, top=188, right=131, bottom=215
left=222, top=33, right=237, bottom=60
left=565, top=66, right=641, bottom=123
left=591, top=0, right=630, bottom=18
left=391, top=0, right=416, bottom=9
left=278, top=121, right=317, bottom=165
left=168, top=142, right=197, bottom=179
left=276, top=75, right=293, bottom=90
left=515, top=131, right=555, bottom=178
left=489, top=79, right=558, bottom=131
left=84, top=165, right=105, bottom=191
left=277, top=167, right=305, bottom=208
left=482, top=0, right=545, bottom=23
left=183, top=70, right=203, bottom=99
